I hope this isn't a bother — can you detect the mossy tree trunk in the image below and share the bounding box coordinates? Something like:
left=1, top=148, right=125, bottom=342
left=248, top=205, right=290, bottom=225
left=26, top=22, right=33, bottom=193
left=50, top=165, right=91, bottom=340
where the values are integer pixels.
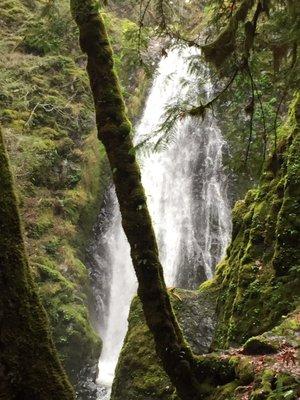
left=70, top=1, right=202, bottom=399
left=0, top=128, right=75, bottom=400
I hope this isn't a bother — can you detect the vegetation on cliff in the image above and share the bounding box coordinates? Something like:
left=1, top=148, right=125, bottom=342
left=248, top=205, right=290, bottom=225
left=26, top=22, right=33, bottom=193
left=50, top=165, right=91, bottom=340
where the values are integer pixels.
left=212, top=93, right=300, bottom=347
left=0, top=0, right=150, bottom=390
left=0, top=127, right=75, bottom=400
left=1, top=0, right=104, bottom=386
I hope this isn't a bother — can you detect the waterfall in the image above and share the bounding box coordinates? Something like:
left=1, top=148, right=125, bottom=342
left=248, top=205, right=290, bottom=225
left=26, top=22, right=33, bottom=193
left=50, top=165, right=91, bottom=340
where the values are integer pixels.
left=91, top=47, right=232, bottom=399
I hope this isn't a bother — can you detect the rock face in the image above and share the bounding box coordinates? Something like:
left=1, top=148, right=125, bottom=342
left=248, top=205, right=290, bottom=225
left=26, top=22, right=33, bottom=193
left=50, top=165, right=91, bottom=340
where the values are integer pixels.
left=111, top=289, right=218, bottom=400
left=212, top=94, right=300, bottom=349
left=173, top=290, right=217, bottom=355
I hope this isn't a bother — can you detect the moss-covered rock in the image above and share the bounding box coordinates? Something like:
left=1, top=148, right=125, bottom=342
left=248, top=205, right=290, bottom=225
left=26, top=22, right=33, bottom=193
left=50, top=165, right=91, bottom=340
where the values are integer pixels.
left=243, top=336, right=278, bottom=355
left=211, top=94, right=300, bottom=348
left=111, top=289, right=218, bottom=400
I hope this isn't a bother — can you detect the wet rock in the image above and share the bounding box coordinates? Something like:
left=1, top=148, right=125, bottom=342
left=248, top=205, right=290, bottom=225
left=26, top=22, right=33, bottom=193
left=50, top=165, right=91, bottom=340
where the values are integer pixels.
left=76, top=363, right=99, bottom=400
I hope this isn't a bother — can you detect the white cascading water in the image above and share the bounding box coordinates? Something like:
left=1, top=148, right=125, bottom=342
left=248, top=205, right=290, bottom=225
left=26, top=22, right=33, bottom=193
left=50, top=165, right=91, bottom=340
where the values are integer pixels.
left=95, top=47, right=232, bottom=399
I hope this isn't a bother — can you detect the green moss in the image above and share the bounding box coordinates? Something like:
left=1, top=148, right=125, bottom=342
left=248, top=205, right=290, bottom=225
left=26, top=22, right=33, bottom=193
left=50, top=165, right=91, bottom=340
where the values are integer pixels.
left=208, top=380, right=239, bottom=400
left=211, top=95, right=300, bottom=348
left=243, top=336, right=278, bottom=355
left=0, top=0, right=30, bottom=26
left=199, top=278, right=215, bottom=291
left=234, top=357, right=255, bottom=384
left=0, top=0, right=149, bottom=388
left=0, top=127, right=75, bottom=399
left=111, top=296, right=179, bottom=400
left=272, top=309, right=300, bottom=337
left=34, top=257, right=102, bottom=384
left=111, top=290, right=220, bottom=400
left=27, top=211, right=54, bottom=239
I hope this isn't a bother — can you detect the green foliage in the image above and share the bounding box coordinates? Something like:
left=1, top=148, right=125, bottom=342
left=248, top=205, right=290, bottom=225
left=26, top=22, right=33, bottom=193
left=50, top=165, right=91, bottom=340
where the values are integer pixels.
left=137, top=0, right=299, bottom=190
left=200, top=0, right=299, bottom=183
left=21, top=5, right=77, bottom=55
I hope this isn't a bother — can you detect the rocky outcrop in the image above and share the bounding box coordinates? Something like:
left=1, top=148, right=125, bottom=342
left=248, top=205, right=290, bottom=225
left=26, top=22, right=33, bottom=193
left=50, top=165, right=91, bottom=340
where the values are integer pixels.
left=212, top=93, right=300, bottom=348
left=111, top=289, right=218, bottom=400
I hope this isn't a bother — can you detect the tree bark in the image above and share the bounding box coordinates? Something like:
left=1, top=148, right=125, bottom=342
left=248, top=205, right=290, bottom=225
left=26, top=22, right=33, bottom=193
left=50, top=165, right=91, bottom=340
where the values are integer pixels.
left=0, top=128, right=75, bottom=400
left=70, top=1, right=202, bottom=399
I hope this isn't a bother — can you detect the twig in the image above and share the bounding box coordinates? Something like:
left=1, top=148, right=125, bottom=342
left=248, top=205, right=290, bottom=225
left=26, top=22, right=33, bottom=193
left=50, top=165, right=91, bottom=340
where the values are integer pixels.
left=188, top=67, right=239, bottom=117
left=25, top=92, right=78, bottom=127
left=138, top=0, right=152, bottom=62
left=25, top=103, right=41, bottom=126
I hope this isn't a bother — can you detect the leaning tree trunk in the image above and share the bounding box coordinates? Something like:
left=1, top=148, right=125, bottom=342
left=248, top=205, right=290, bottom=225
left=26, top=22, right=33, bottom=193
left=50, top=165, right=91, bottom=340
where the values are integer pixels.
left=70, top=2, right=202, bottom=399
left=0, top=128, right=75, bottom=400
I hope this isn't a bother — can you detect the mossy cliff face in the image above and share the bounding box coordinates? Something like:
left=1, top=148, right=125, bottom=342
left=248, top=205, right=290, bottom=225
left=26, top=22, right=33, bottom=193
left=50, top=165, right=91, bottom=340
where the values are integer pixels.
left=111, top=96, right=300, bottom=400
left=0, top=0, right=104, bottom=388
left=212, top=94, right=300, bottom=348
left=0, top=0, right=150, bottom=392
left=111, top=289, right=218, bottom=400
left=0, top=128, right=75, bottom=399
